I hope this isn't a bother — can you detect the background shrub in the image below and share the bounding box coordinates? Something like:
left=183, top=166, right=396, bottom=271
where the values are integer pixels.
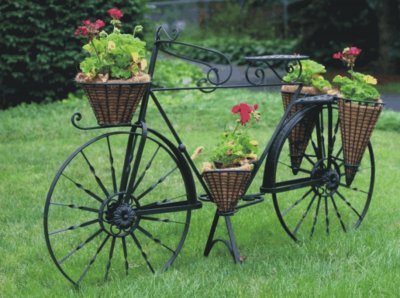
left=0, top=0, right=147, bottom=109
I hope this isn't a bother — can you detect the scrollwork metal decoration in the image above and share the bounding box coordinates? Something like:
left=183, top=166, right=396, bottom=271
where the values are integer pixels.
left=244, top=55, right=308, bottom=85
left=71, top=112, right=131, bottom=131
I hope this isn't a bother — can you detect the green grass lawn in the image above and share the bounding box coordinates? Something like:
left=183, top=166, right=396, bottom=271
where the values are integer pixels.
left=0, top=89, right=399, bottom=297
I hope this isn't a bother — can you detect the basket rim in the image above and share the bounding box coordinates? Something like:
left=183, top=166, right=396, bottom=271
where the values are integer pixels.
left=338, top=97, right=384, bottom=106
left=76, top=80, right=151, bottom=86
left=202, top=169, right=252, bottom=174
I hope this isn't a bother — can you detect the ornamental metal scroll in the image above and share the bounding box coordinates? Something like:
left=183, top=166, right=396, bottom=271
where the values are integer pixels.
left=152, top=27, right=233, bottom=91
left=244, top=55, right=308, bottom=86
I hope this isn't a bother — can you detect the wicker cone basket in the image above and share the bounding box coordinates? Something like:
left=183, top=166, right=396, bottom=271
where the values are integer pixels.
left=78, top=76, right=151, bottom=126
left=281, top=85, right=321, bottom=173
left=338, top=98, right=383, bottom=186
left=203, top=169, right=252, bottom=213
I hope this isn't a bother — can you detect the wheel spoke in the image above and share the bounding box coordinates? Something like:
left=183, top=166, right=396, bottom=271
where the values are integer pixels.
left=310, top=196, right=321, bottom=238
left=282, top=188, right=313, bottom=216
left=324, top=197, right=329, bottom=235
left=49, top=219, right=99, bottom=235
left=141, top=194, right=187, bottom=208
left=104, top=237, right=116, bottom=281
left=81, top=150, right=109, bottom=197
left=336, top=191, right=362, bottom=219
left=335, top=147, right=343, bottom=159
left=137, top=225, right=175, bottom=253
left=329, top=113, right=340, bottom=158
left=106, top=136, right=118, bottom=193
left=338, top=183, right=369, bottom=194
left=140, top=216, right=187, bottom=225
left=58, top=229, right=103, bottom=265
left=62, top=174, right=103, bottom=203
left=50, top=202, right=99, bottom=213
left=293, top=193, right=317, bottom=236
left=330, top=195, right=346, bottom=232
left=278, top=161, right=312, bottom=174
left=132, top=146, right=161, bottom=193
left=121, top=237, right=129, bottom=275
left=130, top=232, right=155, bottom=273
left=137, top=167, right=178, bottom=201
left=303, top=153, right=316, bottom=166
left=77, top=235, right=110, bottom=285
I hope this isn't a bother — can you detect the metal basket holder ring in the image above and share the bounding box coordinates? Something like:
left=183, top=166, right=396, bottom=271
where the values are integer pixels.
left=201, top=168, right=264, bottom=263
left=281, top=85, right=322, bottom=174
left=338, top=98, right=383, bottom=185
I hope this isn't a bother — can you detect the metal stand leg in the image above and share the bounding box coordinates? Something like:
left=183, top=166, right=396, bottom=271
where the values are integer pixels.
left=203, top=210, right=242, bottom=264
left=224, top=215, right=241, bottom=264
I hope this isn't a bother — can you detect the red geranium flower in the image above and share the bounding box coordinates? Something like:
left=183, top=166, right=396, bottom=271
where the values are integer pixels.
left=332, top=52, right=343, bottom=59
left=108, top=8, right=124, bottom=19
left=74, top=26, right=88, bottom=36
left=95, top=19, right=105, bottom=29
left=345, top=47, right=362, bottom=56
left=231, top=103, right=258, bottom=125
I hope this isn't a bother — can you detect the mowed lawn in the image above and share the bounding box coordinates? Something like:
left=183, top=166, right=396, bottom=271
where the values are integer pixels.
left=0, top=89, right=399, bottom=297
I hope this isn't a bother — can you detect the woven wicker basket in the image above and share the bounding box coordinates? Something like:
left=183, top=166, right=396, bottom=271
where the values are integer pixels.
left=79, top=79, right=150, bottom=126
left=203, top=169, right=252, bottom=213
left=338, top=98, right=383, bottom=186
left=281, top=85, right=321, bottom=173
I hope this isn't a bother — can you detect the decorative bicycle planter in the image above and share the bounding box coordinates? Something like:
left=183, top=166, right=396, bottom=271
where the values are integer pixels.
left=44, top=26, right=378, bottom=286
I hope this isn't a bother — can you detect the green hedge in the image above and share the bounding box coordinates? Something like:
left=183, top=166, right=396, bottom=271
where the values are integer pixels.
left=0, top=0, right=146, bottom=109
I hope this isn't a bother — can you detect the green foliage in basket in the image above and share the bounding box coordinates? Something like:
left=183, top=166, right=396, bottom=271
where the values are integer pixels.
left=153, top=60, right=204, bottom=88
left=333, top=71, right=380, bottom=101
left=283, top=59, right=331, bottom=91
left=211, top=130, right=258, bottom=167
left=332, top=46, right=380, bottom=101
left=75, top=8, right=147, bottom=81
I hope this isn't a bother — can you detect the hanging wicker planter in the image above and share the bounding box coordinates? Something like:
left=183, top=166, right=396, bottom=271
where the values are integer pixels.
left=338, top=98, right=383, bottom=186
left=281, top=85, right=321, bottom=174
left=203, top=169, right=252, bottom=213
left=78, top=77, right=151, bottom=126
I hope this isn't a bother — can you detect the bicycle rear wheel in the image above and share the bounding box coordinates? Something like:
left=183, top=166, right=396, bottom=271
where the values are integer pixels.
left=264, top=104, right=374, bottom=241
left=44, top=130, right=197, bottom=286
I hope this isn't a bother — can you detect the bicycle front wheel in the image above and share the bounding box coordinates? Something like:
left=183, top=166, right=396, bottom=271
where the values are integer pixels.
left=44, top=130, right=197, bottom=286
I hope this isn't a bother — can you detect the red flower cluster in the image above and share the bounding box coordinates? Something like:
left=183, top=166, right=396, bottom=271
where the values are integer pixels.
left=333, top=46, right=362, bottom=70
left=108, top=8, right=123, bottom=19
left=333, top=47, right=362, bottom=60
left=74, top=19, right=105, bottom=37
left=231, top=103, right=259, bottom=125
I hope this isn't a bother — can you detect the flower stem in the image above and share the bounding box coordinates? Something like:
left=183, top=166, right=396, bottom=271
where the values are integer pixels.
left=232, top=122, right=240, bottom=134
left=90, top=39, right=101, bottom=63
